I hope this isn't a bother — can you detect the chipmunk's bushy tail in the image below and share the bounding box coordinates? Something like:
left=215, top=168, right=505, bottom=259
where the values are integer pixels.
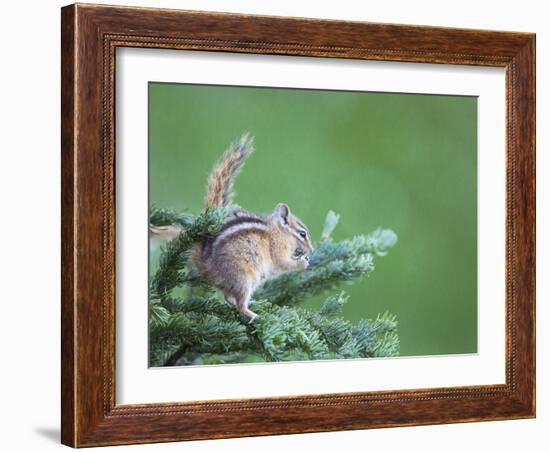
left=204, top=133, right=254, bottom=208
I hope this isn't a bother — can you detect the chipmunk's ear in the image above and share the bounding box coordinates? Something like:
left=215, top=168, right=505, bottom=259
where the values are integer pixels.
left=274, top=203, right=290, bottom=226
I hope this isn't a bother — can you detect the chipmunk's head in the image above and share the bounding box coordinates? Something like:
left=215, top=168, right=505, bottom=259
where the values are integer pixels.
left=270, top=203, right=314, bottom=269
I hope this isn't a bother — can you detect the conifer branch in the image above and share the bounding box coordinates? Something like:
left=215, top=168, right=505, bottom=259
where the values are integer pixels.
left=254, top=212, right=397, bottom=306
left=150, top=207, right=226, bottom=297
left=149, top=208, right=399, bottom=366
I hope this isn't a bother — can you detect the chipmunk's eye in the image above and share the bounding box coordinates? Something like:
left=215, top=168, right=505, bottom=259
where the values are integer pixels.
left=298, top=229, right=307, bottom=239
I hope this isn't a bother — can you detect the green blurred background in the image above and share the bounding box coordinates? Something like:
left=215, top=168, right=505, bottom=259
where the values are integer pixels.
left=149, top=82, right=477, bottom=357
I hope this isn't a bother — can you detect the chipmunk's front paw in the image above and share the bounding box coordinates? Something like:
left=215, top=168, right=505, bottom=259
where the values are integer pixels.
left=291, top=248, right=310, bottom=269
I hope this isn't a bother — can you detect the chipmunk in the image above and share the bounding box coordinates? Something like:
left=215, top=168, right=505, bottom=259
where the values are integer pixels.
left=189, top=134, right=314, bottom=320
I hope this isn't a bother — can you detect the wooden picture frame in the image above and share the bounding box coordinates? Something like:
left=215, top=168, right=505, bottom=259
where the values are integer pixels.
left=61, top=3, right=535, bottom=447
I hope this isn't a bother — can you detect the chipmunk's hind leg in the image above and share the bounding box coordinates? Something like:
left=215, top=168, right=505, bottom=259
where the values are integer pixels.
left=223, top=294, right=237, bottom=307
left=215, top=264, right=259, bottom=321
left=234, top=287, right=257, bottom=322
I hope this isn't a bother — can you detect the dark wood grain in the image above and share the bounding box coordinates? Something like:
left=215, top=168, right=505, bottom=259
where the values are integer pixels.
left=60, top=5, right=76, bottom=447
left=61, top=3, right=536, bottom=447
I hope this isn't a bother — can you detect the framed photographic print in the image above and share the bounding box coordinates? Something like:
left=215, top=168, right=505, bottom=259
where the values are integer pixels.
left=61, top=3, right=536, bottom=447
